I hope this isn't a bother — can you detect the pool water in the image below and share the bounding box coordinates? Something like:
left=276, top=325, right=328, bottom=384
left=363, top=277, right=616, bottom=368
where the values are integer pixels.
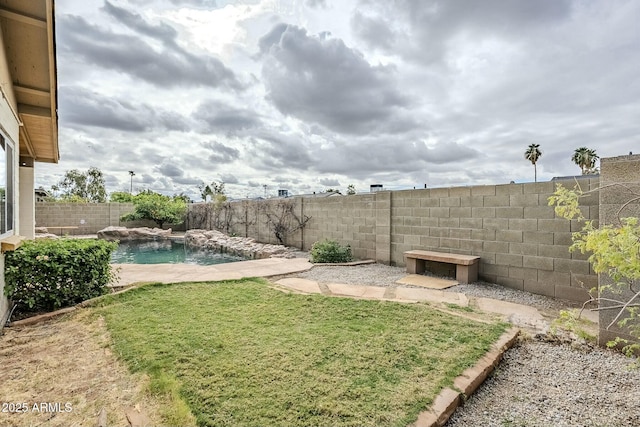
left=111, top=240, right=246, bottom=265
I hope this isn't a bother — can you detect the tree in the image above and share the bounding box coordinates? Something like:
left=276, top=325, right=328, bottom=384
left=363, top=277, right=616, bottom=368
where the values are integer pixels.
left=197, top=181, right=226, bottom=202
left=121, top=191, right=187, bottom=228
left=549, top=182, right=640, bottom=357
left=173, top=192, right=191, bottom=204
left=347, top=184, right=356, bottom=195
left=197, top=182, right=213, bottom=202
left=54, top=167, right=107, bottom=203
left=524, top=144, right=542, bottom=182
left=110, top=192, right=135, bottom=203
left=572, top=147, right=599, bottom=175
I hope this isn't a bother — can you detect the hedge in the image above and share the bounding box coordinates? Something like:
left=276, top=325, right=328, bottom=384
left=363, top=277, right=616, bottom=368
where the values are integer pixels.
left=4, top=238, right=118, bottom=313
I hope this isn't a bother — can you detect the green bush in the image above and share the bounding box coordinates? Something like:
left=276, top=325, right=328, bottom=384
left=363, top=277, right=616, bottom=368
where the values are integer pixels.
left=4, top=238, right=118, bottom=313
left=310, top=239, right=353, bottom=263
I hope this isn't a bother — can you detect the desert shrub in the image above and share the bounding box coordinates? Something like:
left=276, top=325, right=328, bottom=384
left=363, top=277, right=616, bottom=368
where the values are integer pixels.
left=310, top=239, right=353, bottom=263
left=4, top=238, right=118, bottom=313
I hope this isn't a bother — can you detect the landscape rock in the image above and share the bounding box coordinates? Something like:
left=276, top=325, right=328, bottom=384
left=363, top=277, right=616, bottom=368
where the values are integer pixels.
left=97, top=226, right=172, bottom=241
left=185, top=229, right=297, bottom=259
left=35, top=226, right=49, bottom=233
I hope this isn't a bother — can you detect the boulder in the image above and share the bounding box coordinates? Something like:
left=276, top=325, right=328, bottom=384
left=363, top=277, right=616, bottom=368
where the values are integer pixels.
left=185, top=229, right=297, bottom=259
left=97, top=226, right=172, bottom=241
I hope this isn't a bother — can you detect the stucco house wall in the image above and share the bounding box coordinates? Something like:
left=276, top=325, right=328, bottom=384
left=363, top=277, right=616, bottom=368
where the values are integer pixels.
left=0, top=19, right=22, bottom=328
left=0, top=0, right=58, bottom=329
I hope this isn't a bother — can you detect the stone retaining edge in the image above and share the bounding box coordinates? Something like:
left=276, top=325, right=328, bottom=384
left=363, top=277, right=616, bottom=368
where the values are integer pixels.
left=410, top=327, right=521, bottom=427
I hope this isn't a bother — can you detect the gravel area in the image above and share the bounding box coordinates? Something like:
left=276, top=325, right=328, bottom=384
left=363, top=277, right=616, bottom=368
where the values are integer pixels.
left=446, top=340, right=640, bottom=427
left=297, top=263, right=407, bottom=287
left=295, top=263, right=640, bottom=427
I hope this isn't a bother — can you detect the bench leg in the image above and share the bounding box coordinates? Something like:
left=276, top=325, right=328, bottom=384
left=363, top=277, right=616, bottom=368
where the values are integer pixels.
left=406, top=258, right=425, bottom=274
left=456, top=263, right=479, bottom=284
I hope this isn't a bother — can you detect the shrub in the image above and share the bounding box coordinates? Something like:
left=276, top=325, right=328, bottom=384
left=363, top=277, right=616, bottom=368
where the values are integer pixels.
left=310, top=239, right=353, bottom=263
left=4, top=238, right=118, bottom=314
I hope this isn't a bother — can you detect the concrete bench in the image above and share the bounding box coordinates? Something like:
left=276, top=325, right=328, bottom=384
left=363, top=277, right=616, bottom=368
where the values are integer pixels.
left=404, top=250, right=480, bottom=284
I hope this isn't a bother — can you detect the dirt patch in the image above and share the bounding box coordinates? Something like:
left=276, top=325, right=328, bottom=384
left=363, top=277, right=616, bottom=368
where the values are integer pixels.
left=0, top=310, right=163, bottom=427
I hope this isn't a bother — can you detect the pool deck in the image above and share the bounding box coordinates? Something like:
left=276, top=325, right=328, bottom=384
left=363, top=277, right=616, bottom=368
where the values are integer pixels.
left=112, top=257, right=314, bottom=287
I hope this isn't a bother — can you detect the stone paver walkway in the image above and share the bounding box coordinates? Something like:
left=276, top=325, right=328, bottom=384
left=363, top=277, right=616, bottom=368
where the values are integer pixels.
left=275, top=277, right=565, bottom=333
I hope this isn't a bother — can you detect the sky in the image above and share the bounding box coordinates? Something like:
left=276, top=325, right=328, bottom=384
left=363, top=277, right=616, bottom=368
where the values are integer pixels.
left=37, top=0, right=640, bottom=200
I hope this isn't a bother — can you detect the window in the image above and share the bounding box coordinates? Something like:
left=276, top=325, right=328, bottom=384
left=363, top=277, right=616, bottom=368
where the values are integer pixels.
left=0, top=133, right=14, bottom=236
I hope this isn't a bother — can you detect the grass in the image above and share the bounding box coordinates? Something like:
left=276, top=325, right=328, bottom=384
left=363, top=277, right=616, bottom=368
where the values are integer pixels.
left=93, top=279, right=507, bottom=427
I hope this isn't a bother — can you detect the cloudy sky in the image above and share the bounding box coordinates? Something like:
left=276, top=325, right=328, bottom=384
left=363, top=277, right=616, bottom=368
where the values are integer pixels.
left=37, top=0, right=639, bottom=200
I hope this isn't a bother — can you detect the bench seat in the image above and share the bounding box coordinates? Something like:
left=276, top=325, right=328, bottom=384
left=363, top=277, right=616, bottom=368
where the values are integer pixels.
left=404, top=250, right=480, bottom=284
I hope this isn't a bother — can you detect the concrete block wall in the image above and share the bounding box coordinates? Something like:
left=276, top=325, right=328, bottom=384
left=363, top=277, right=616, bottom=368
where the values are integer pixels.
left=388, top=178, right=599, bottom=302
left=184, top=177, right=601, bottom=303
left=35, top=202, right=185, bottom=234
left=303, top=194, right=379, bottom=260
left=597, top=154, right=640, bottom=345
left=188, top=199, right=304, bottom=246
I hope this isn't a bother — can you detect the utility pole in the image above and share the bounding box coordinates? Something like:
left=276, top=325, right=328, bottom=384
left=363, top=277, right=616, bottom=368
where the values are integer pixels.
left=129, top=171, right=135, bottom=193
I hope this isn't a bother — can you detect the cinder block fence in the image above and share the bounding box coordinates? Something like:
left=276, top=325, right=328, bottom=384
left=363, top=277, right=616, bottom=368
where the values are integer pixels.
left=188, top=176, right=600, bottom=303
left=35, top=202, right=185, bottom=234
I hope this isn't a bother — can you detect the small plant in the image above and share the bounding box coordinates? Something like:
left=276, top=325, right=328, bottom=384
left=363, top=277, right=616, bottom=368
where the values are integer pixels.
left=550, top=309, right=597, bottom=343
left=4, top=238, right=118, bottom=315
left=549, top=182, right=640, bottom=356
left=309, top=239, right=353, bottom=263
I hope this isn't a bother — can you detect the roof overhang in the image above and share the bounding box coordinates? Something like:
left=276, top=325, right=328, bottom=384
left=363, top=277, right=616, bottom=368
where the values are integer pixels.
left=0, top=0, right=58, bottom=164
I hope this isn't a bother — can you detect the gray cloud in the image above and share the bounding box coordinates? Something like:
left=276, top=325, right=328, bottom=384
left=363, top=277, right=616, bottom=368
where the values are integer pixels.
left=307, top=136, right=484, bottom=181
left=203, top=141, right=241, bottom=163
left=59, top=85, right=189, bottom=132
left=259, top=24, right=412, bottom=134
left=352, top=0, right=571, bottom=64
left=103, top=1, right=178, bottom=44
left=220, top=174, right=239, bottom=184
left=319, top=178, right=340, bottom=186
left=140, top=174, right=156, bottom=184
left=425, top=141, right=483, bottom=165
left=305, top=0, right=326, bottom=8
left=126, top=0, right=219, bottom=7
left=173, top=176, right=202, bottom=185
left=193, top=100, right=262, bottom=135
left=155, top=162, right=184, bottom=177
left=57, top=14, right=242, bottom=90
left=247, top=131, right=314, bottom=172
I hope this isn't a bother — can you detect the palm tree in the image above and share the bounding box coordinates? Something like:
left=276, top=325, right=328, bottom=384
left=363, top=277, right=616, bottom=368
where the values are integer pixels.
left=524, top=144, right=542, bottom=182
left=572, top=147, right=599, bottom=174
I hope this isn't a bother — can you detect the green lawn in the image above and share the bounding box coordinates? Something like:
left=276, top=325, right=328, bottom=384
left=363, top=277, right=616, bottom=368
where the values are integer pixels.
left=93, top=279, right=507, bottom=427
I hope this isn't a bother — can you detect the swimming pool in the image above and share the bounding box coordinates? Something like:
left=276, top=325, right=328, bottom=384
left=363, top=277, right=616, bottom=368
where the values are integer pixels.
left=111, top=239, right=246, bottom=265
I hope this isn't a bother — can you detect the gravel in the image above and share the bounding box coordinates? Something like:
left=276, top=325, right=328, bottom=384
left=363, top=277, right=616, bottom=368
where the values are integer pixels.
left=446, top=341, right=640, bottom=427
left=294, top=263, right=640, bottom=427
